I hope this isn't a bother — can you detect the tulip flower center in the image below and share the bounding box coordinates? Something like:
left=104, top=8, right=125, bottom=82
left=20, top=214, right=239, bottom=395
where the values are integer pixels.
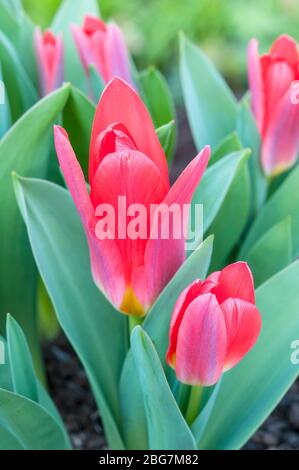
left=120, top=286, right=145, bottom=317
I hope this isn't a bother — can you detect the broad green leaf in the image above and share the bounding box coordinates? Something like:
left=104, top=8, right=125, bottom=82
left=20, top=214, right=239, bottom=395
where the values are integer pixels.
left=206, top=152, right=250, bottom=270
left=237, top=98, right=267, bottom=215
left=6, top=315, right=38, bottom=402
left=240, top=162, right=299, bottom=259
left=0, top=336, right=12, bottom=391
left=180, top=34, right=237, bottom=150
left=0, top=388, right=70, bottom=450
left=14, top=177, right=126, bottom=450
left=197, top=260, right=299, bottom=449
left=89, top=64, right=105, bottom=103
left=0, top=84, right=70, bottom=377
left=244, top=218, right=292, bottom=287
left=120, top=237, right=213, bottom=449
left=0, top=63, right=11, bottom=137
left=139, top=66, right=176, bottom=129
left=51, top=0, right=100, bottom=93
left=4, top=314, right=68, bottom=440
left=62, top=86, right=96, bottom=178
left=156, top=120, right=176, bottom=163
left=17, top=11, right=38, bottom=86
left=192, top=150, right=250, bottom=235
left=0, top=2, right=19, bottom=46
left=209, top=132, right=242, bottom=166
left=0, top=30, right=37, bottom=121
left=131, top=327, right=197, bottom=450
left=0, top=426, right=23, bottom=450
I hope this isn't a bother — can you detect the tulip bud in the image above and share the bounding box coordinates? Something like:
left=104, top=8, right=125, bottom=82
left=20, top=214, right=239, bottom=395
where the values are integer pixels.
left=166, top=262, right=261, bottom=386
left=34, top=27, right=64, bottom=97
left=71, top=15, right=133, bottom=86
left=248, top=34, right=299, bottom=177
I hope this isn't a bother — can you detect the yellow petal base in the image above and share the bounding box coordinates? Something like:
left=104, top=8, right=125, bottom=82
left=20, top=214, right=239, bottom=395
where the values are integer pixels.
left=120, top=286, right=145, bottom=317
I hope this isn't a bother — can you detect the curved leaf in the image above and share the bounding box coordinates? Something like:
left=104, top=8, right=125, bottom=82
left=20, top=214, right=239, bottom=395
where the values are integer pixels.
left=180, top=33, right=237, bottom=150
left=14, top=176, right=126, bottom=450
left=131, top=327, right=197, bottom=450
left=0, top=84, right=70, bottom=376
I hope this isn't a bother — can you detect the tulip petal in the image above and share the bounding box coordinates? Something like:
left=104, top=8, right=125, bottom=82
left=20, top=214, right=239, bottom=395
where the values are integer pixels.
left=212, top=261, right=255, bottom=304
left=270, top=34, right=299, bottom=66
left=221, top=298, right=262, bottom=371
left=105, top=23, right=133, bottom=86
left=261, top=87, right=299, bottom=176
left=200, top=271, right=220, bottom=294
left=248, top=38, right=264, bottom=133
left=54, top=125, right=126, bottom=307
left=132, top=146, right=210, bottom=309
left=83, top=15, right=106, bottom=34
left=166, top=280, right=203, bottom=368
left=90, top=77, right=170, bottom=186
left=52, top=34, right=64, bottom=91
left=91, top=149, right=168, bottom=285
left=263, top=60, right=294, bottom=134
left=176, top=294, right=227, bottom=386
left=71, top=24, right=94, bottom=75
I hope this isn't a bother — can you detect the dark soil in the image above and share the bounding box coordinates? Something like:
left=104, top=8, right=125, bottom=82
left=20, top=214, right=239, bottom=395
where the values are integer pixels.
left=44, top=335, right=299, bottom=450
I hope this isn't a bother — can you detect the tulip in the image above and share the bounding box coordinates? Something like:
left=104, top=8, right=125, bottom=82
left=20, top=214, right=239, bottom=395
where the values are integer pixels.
left=71, top=15, right=133, bottom=86
left=54, top=78, right=210, bottom=316
left=248, top=34, right=299, bottom=177
left=34, top=27, right=64, bottom=96
left=166, top=262, right=261, bottom=386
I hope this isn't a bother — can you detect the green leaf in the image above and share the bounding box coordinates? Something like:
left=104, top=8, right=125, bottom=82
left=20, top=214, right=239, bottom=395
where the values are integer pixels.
left=89, top=64, right=105, bottom=103
left=131, top=327, right=197, bottom=450
left=156, top=120, right=176, bottom=163
left=120, top=237, right=213, bottom=449
left=51, top=0, right=100, bottom=93
left=240, top=162, right=299, bottom=259
left=0, top=30, right=37, bottom=121
left=0, top=84, right=70, bottom=377
left=196, top=260, right=299, bottom=449
left=62, top=86, right=96, bottom=178
left=139, top=66, right=176, bottom=129
left=237, top=97, right=267, bottom=215
left=193, top=150, right=250, bottom=234
left=209, top=132, right=242, bottom=166
left=0, top=2, right=19, bottom=46
left=0, top=336, right=12, bottom=391
left=14, top=176, right=127, bottom=450
left=0, top=388, right=70, bottom=450
left=180, top=33, right=237, bottom=151
left=190, top=150, right=250, bottom=268
left=6, top=314, right=38, bottom=402
left=0, top=63, right=11, bottom=137
left=0, top=426, right=23, bottom=450
left=244, top=218, right=292, bottom=287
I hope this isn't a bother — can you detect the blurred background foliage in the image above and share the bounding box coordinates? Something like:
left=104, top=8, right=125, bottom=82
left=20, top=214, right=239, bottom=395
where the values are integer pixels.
left=22, top=0, right=299, bottom=92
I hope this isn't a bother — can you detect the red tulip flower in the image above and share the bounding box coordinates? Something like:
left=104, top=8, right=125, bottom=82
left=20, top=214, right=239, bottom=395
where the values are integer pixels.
left=166, top=262, right=261, bottom=386
left=54, top=78, right=210, bottom=316
left=248, top=34, right=299, bottom=177
left=72, top=15, right=133, bottom=86
left=34, top=28, right=64, bottom=97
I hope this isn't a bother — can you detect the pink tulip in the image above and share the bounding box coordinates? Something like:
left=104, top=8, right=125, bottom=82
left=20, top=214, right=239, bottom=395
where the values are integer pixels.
left=71, top=15, right=133, bottom=86
left=54, top=78, right=210, bottom=316
left=166, top=262, right=262, bottom=386
left=34, top=27, right=64, bottom=96
left=248, top=34, right=299, bottom=176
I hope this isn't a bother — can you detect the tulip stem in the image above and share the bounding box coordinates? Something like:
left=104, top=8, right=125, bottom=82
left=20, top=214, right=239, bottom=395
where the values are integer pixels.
left=128, top=314, right=143, bottom=335
left=185, top=385, right=203, bottom=426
